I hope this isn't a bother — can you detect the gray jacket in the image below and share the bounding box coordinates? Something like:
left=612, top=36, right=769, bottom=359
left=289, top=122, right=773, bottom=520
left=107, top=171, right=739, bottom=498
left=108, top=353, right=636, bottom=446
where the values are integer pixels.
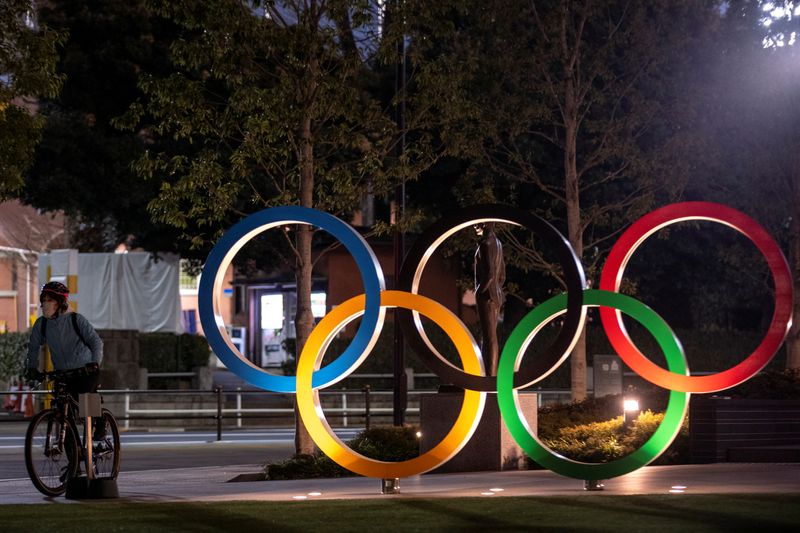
left=26, top=312, right=104, bottom=371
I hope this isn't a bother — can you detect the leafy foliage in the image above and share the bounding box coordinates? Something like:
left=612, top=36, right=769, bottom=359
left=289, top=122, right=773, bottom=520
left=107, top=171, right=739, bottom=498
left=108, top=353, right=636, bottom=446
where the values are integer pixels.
left=539, top=410, right=689, bottom=465
left=0, top=0, right=66, bottom=197
left=138, top=333, right=210, bottom=372
left=264, top=425, right=420, bottom=480
left=0, top=333, right=28, bottom=383
left=688, top=3, right=800, bottom=370
left=347, top=425, right=420, bottom=462
left=725, top=369, right=800, bottom=400
left=409, top=0, right=720, bottom=400
left=542, top=416, right=628, bottom=463
left=22, top=0, right=187, bottom=252
left=115, top=0, right=425, bottom=249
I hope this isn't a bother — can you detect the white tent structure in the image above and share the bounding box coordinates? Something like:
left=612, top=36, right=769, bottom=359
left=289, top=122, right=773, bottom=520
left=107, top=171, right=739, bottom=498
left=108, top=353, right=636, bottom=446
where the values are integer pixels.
left=39, top=250, right=183, bottom=333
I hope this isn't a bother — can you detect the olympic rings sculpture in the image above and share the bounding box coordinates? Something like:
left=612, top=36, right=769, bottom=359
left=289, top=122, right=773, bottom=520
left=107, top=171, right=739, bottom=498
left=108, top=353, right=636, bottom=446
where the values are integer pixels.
left=198, top=202, right=793, bottom=482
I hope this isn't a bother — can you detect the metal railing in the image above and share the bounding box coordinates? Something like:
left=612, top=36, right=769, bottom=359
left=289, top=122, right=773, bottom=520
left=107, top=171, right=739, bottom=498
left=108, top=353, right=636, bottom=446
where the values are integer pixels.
left=0, top=385, right=570, bottom=441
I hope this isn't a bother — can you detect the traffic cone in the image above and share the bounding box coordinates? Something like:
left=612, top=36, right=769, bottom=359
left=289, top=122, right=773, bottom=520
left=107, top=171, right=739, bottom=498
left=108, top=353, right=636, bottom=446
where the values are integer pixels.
left=3, top=393, right=16, bottom=411
left=4, top=382, right=19, bottom=411
left=22, top=386, right=34, bottom=417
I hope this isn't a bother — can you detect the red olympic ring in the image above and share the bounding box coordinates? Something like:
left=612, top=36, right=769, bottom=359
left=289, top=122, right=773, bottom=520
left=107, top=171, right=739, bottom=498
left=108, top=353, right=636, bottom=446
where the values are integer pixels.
left=599, top=202, right=793, bottom=393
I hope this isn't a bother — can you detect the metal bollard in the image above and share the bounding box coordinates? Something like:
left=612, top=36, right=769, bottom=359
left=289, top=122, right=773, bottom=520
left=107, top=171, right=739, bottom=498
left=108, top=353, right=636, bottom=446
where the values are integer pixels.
left=124, top=389, right=130, bottom=430
left=342, top=388, right=348, bottom=428
left=364, top=385, right=371, bottom=430
left=236, top=387, right=242, bottom=429
left=215, top=387, right=223, bottom=441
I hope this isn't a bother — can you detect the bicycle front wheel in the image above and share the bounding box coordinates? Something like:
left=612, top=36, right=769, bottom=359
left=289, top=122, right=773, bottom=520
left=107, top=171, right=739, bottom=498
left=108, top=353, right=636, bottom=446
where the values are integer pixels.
left=91, top=409, right=120, bottom=480
left=25, top=409, right=79, bottom=497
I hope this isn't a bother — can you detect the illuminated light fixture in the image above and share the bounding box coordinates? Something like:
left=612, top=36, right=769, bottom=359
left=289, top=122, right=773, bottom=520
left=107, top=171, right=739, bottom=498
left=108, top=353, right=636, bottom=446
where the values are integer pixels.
left=669, top=489, right=685, bottom=494
left=623, top=398, right=641, bottom=428
left=623, top=399, right=640, bottom=412
left=292, top=495, right=308, bottom=500
left=481, top=492, right=495, bottom=496
left=671, top=485, right=687, bottom=490
left=584, top=480, right=605, bottom=491
left=415, top=431, right=422, bottom=438
left=489, top=488, right=504, bottom=492
left=381, top=478, right=401, bottom=494
left=308, top=492, right=322, bottom=497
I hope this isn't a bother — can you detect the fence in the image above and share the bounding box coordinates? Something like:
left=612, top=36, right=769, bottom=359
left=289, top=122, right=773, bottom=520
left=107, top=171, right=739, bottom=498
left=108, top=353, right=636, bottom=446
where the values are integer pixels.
left=0, top=385, right=575, bottom=441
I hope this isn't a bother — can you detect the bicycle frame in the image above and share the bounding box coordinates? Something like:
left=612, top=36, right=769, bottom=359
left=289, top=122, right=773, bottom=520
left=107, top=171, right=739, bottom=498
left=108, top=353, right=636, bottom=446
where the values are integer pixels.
left=38, top=372, right=98, bottom=480
left=26, top=368, right=120, bottom=497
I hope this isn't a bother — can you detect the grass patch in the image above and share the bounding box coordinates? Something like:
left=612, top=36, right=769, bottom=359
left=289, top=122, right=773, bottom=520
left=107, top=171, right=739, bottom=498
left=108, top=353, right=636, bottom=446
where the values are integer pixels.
left=0, top=494, right=798, bottom=532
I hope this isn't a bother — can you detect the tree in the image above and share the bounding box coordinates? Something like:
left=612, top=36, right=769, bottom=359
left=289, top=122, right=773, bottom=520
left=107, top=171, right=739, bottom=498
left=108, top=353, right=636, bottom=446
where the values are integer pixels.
left=20, top=0, right=189, bottom=252
left=0, top=0, right=66, bottom=198
left=419, top=0, right=715, bottom=399
left=119, top=1, right=435, bottom=454
left=688, top=0, right=800, bottom=369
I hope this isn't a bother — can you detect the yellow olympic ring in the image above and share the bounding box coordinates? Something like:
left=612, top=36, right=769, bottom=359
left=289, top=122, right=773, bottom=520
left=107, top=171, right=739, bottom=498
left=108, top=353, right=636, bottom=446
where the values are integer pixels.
left=296, top=290, right=486, bottom=478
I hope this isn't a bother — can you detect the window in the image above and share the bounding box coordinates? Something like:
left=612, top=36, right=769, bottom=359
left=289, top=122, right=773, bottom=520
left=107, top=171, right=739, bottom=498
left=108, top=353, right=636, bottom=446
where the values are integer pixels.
left=179, top=259, right=201, bottom=294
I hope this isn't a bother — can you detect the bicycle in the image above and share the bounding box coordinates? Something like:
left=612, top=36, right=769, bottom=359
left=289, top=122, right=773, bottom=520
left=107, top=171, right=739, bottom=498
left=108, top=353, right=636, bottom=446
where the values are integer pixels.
left=24, top=368, right=121, bottom=497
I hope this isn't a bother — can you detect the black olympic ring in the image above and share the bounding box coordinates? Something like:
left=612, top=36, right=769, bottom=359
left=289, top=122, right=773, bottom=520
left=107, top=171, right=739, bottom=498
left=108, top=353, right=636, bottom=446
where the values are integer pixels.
left=397, top=204, right=587, bottom=391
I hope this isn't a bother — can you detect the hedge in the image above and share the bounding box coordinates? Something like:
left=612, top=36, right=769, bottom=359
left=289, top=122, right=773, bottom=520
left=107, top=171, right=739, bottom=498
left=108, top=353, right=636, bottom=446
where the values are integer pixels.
left=0, top=332, right=28, bottom=383
left=138, top=332, right=210, bottom=373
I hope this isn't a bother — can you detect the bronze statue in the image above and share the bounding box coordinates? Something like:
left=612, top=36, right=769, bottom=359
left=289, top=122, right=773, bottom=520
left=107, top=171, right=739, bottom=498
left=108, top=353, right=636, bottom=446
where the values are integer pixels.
left=474, top=222, right=505, bottom=376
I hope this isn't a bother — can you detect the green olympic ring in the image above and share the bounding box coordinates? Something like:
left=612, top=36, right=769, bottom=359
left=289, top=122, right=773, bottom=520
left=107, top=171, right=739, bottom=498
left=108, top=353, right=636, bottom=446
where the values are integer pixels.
left=497, top=289, right=689, bottom=481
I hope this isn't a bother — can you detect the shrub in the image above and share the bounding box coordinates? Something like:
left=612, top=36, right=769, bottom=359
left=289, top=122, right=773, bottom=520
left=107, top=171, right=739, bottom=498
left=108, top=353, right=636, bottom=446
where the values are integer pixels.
left=139, top=332, right=178, bottom=372
left=0, top=332, right=28, bottom=383
left=347, top=425, right=420, bottom=462
left=621, top=410, right=690, bottom=465
left=264, top=425, right=420, bottom=480
left=537, top=410, right=689, bottom=466
left=724, top=369, right=800, bottom=399
left=139, top=332, right=210, bottom=372
left=265, top=453, right=348, bottom=480
left=537, top=390, right=670, bottom=440
left=541, top=417, right=628, bottom=463
left=179, top=333, right=211, bottom=369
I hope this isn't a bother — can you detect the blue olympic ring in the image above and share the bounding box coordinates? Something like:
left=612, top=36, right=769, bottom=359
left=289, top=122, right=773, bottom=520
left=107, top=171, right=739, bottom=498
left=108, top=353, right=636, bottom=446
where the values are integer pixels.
left=198, top=206, right=385, bottom=393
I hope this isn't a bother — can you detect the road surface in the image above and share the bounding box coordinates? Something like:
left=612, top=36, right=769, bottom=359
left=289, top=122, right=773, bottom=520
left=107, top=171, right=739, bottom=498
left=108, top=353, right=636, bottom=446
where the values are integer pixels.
left=0, top=427, right=361, bottom=480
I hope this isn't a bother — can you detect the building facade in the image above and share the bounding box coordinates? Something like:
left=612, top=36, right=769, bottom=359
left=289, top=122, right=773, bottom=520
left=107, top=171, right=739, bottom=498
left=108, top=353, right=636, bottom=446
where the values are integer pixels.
left=0, top=201, right=67, bottom=333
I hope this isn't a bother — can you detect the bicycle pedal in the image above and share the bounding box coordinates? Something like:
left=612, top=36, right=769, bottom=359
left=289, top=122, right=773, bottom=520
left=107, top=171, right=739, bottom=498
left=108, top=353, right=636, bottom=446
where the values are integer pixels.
left=92, top=440, right=112, bottom=453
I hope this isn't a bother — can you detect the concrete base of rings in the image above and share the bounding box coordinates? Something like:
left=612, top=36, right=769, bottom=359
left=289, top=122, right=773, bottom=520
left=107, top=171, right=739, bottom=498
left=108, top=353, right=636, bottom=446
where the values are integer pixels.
left=420, top=392, right=537, bottom=473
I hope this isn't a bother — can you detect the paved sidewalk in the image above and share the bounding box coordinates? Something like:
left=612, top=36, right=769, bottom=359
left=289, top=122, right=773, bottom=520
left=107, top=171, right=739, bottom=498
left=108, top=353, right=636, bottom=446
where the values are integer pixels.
left=1, top=462, right=798, bottom=505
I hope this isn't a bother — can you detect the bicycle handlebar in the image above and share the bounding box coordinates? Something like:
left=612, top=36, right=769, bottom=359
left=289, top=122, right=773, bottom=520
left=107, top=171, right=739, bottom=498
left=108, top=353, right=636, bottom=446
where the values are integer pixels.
left=29, top=364, right=99, bottom=386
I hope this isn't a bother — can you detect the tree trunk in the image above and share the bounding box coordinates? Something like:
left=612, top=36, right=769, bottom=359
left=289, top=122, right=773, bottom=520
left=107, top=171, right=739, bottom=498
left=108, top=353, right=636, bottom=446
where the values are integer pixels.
left=294, top=106, right=316, bottom=456
left=564, top=79, right=587, bottom=401
left=294, top=222, right=316, bottom=455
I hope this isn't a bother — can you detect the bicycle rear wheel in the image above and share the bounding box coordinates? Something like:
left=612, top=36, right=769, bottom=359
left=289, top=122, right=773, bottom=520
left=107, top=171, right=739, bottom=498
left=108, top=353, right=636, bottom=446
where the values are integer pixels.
left=25, top=409, right=79, bottom=497
left=91, top=409, right=120, bottom=479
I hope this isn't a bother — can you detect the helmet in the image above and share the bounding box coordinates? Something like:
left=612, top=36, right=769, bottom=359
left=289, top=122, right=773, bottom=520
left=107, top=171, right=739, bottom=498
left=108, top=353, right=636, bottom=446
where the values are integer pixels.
left=40, top=281, right=70, bottom=302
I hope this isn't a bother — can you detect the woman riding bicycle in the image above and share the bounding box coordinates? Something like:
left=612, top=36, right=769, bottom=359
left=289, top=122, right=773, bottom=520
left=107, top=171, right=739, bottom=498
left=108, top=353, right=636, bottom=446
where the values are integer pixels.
left=23, top=283, right=119, bottom=496
left=24, top=281, right=104, bottom=409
